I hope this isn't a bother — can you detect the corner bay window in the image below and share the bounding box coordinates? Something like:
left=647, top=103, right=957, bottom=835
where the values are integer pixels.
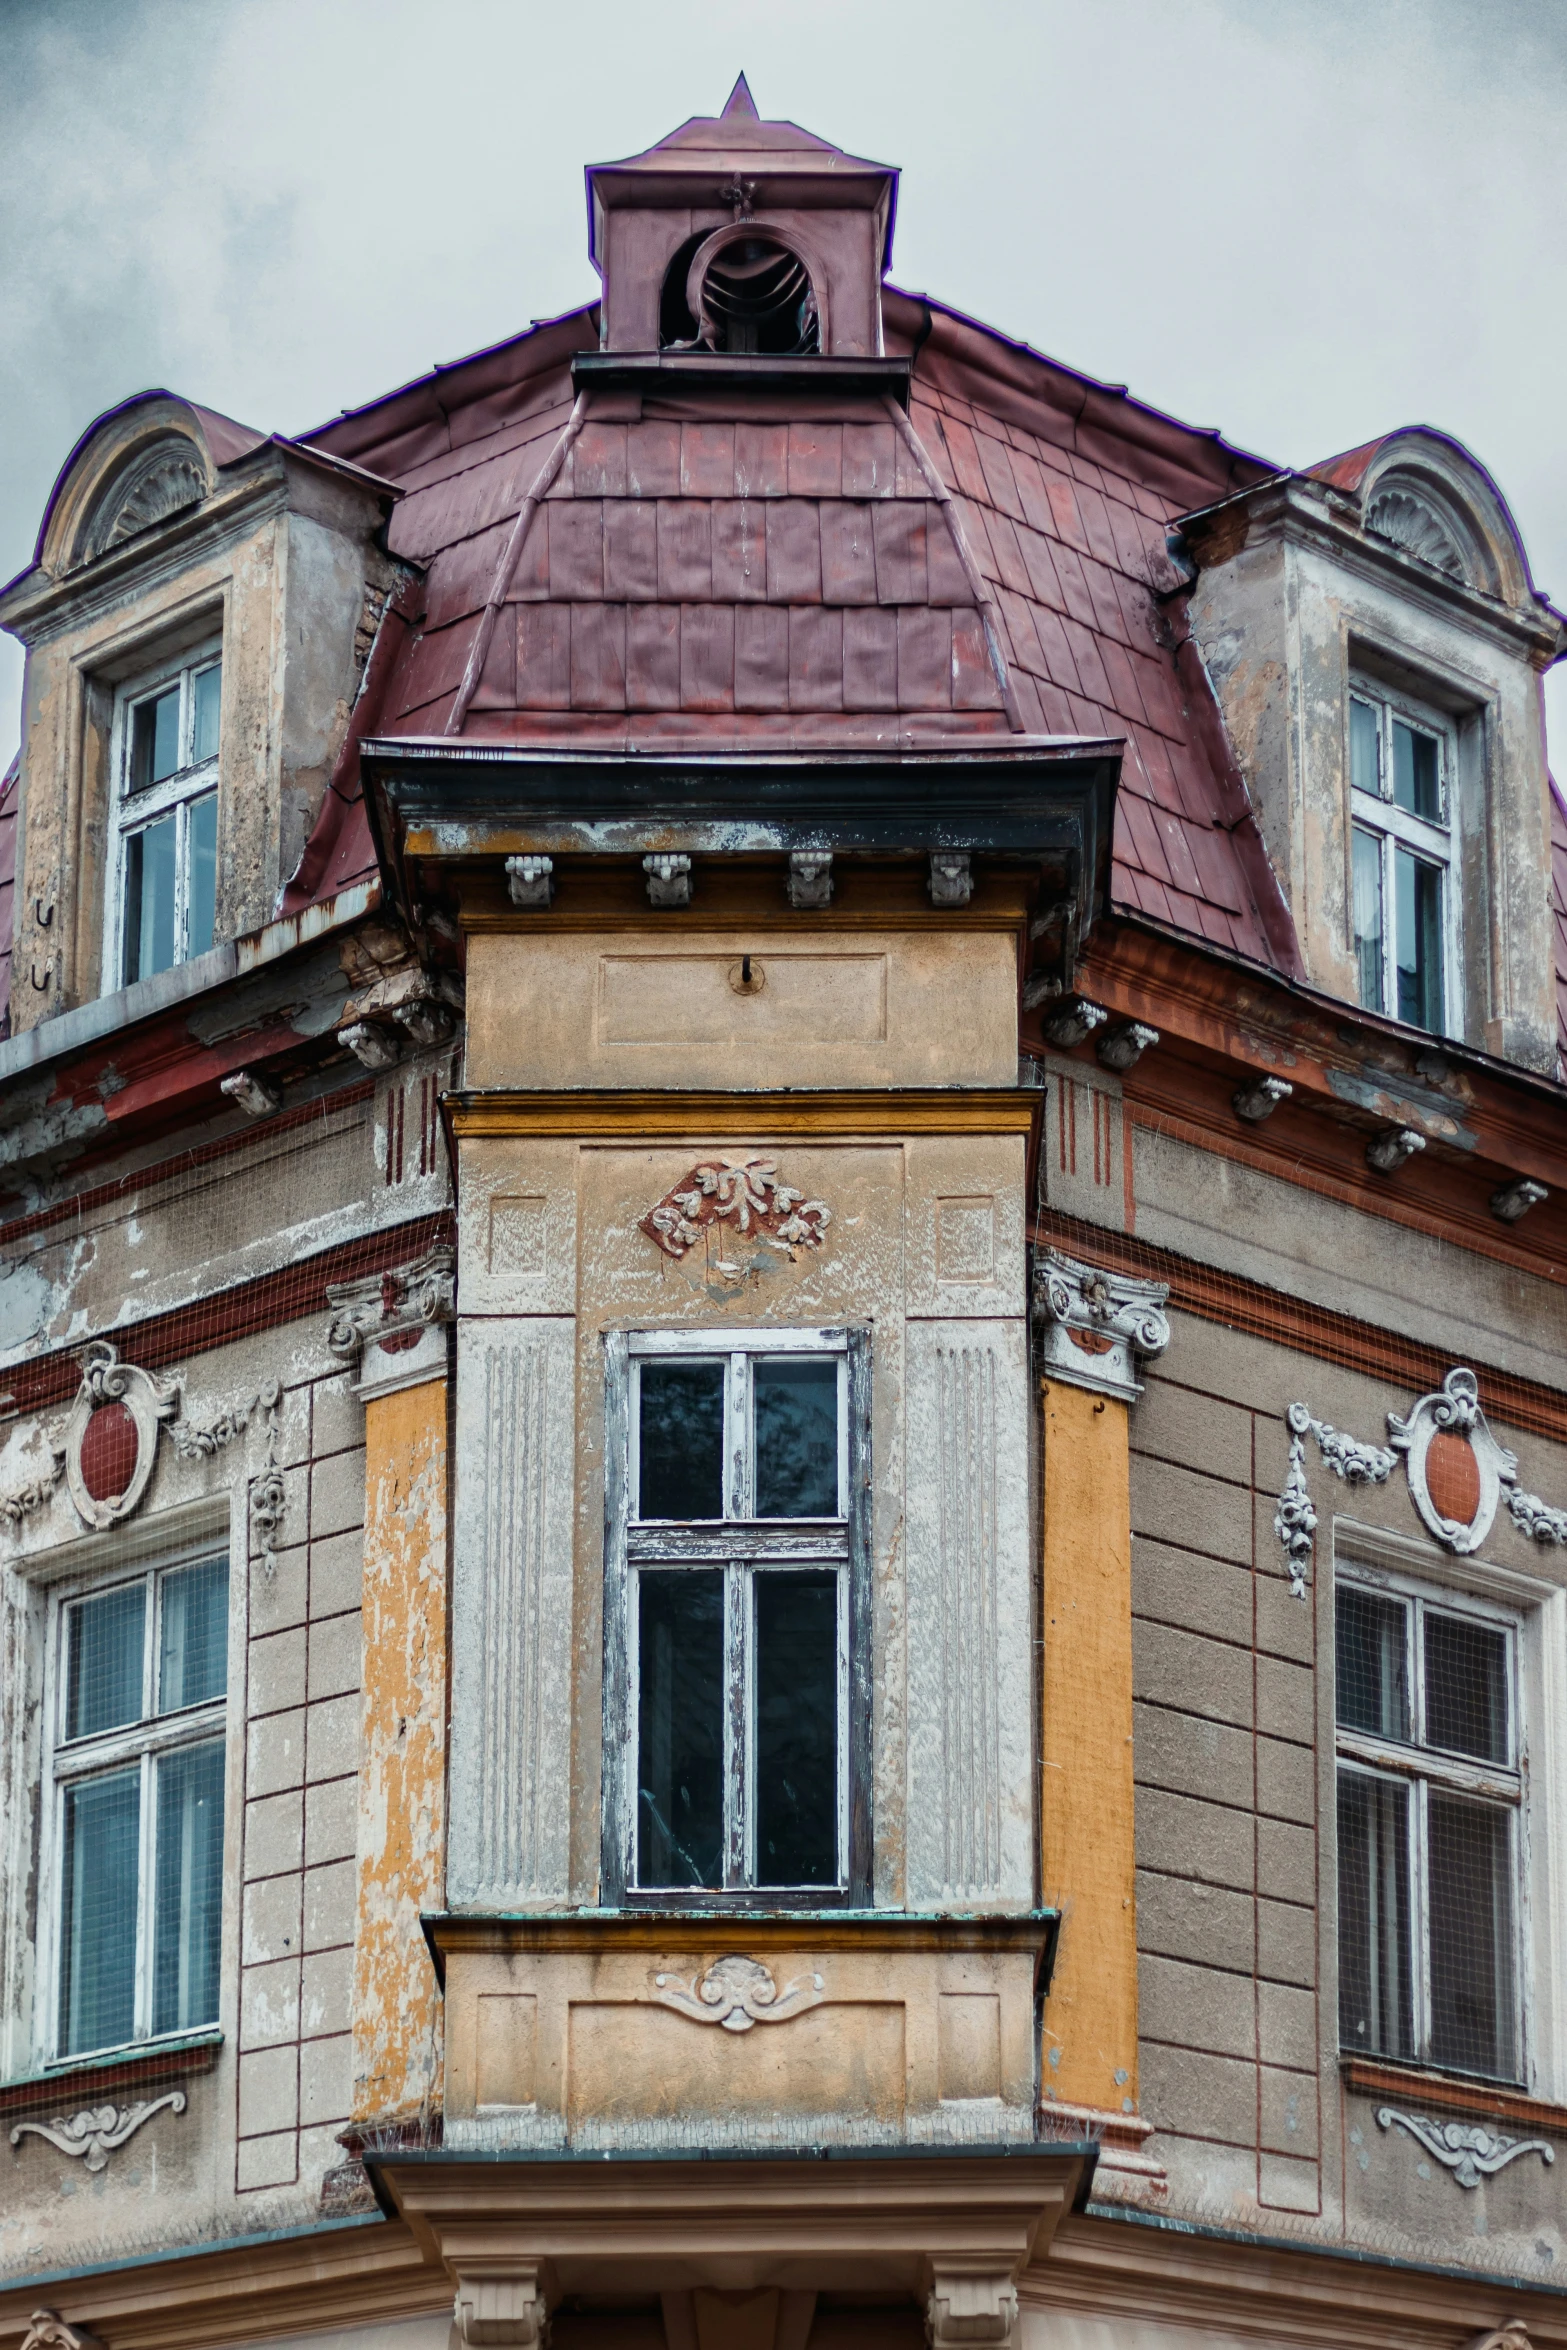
left=604, top=1330, right=868, bottom=1900
left=1336, top=1574, right=1521, bottom=2082
left=111, top=650, right=221, bottom=986
left=1349, top=686, right=1453, bottom=1034
left=50, top=1551, right=228, bottom=2057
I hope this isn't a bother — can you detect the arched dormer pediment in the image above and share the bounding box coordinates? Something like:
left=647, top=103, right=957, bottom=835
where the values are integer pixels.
left=1316, top=428, right=1540, bottom=614
left=33, top=392, right=268, bottom=582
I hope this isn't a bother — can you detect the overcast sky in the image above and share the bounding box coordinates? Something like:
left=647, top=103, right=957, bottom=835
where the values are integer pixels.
left=2, top=0, right=1564, bottom=766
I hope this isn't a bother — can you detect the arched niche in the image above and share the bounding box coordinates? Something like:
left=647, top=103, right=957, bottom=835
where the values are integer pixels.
left=1356, top=431, right=1541, bottom=612
left=660, top=222, right=827, bottom=357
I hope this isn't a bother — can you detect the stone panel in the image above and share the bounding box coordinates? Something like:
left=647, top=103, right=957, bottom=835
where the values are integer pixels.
left=1132, top=1702, right=1252, bottom=1809
left=1135, top=1868, right=1254, bottom=1974
left=449, top=1315, right=578, bottom=1905
left=904, top=1318, right=1033, bottom=1907
left=1138, top=1953, right=1256, bottom=2061
left=1133, top=1619, right=1253, bottom=1728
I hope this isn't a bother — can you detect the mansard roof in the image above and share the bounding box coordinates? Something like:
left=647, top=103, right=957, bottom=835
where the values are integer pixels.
left=295, top=289, right=1300, bottom=972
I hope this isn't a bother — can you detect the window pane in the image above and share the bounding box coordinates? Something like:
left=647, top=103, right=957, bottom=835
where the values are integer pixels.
left=60, top=1768, right=140, bottom=2055
left=755, top=1572, right=839, bottom=1886
left=66, top=1580, right=147, bottom=1739
left=1393, top=720, right=1442, bottom=819
left=186, top=793, right=218, bottom=960
left=1424, top=1611, right=1509, bottom=1763
left=1337, top=1768, right=1413, bottom=2061
left=125, top=813, right=178, bottom=983
left=636, top=1570, right=724, bottom=1886
left=1350, top=698, right=1381, bottom=797
left=1336, top=1586, right=1410, bottom=1741
left=754, top=1357, right=839, bottom=1518
left=1429, top=1791, right=1515, bottom=2078
left=159, top=1557, right=229, bottom=1713
left=638, top=1361, right=725, bottom=1519
left=130, top=686, right=181, bottom=792
left=153, top=1739, right=224, bottom=2035
left=191, top=664, right=221, bottom=765
left=1395, top=848, right=1443, bottom=1031
left=1352, top=826, right=1385, bottom=1014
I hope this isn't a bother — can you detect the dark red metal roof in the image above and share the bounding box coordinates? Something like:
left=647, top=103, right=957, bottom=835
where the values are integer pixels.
left=297, top=280, right=1300, bottom=973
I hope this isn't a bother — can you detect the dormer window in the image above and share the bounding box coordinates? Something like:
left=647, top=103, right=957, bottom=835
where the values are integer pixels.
left=1349, top=680, right=1455, bottom=1034
left=109, top=643, right=221, bottom=987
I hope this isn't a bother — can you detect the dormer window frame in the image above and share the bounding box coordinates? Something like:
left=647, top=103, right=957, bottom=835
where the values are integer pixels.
left=1347, top=671, right=1462, bottom=1039
left=104, top=634, right=223, bottom=993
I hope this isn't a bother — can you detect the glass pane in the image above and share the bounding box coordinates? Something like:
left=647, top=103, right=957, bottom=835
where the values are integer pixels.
left=638, top=1361, right=725, bottom=1520
left=60, top=1767, right=140, bottom=2055
left=125, top=813, right=178, bottom=983
left=191, top=664, right=222, bottom=765
left=754, top=1357, right=839, bottom=1518
left=1336, top=1768, right=1413, bottom=2060
left=1429, top=1791, right=1516, bottom=2077
left=186, top=793, right=218, bottom=960
left=1336, top=1586, right=1410, bottom=1740
left=1424, top=1611, right=1509, bottom=1764
left=1395, top=848, right=1443, bottom=1031
left=1393, top=719, right=1442, bottom=819
left=755, top=1572, right=839, bottom=1886
left=636, top=1569, right=724, bottom=1886
left=159, top=1557, right=229, bottom=1712
left=130, top=686, right=181, bottom=791
left=1350, top=698, right=1381, bottom=797
left=66, top=1580, right=147, bottom=1739
left=1352, top=826, right=1384, bottom=1014
left=153, top=1740, right=224, bottom=2034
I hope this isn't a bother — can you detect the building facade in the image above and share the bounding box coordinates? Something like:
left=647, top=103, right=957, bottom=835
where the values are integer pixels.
left=2, top=73, right=1567, bottom=2350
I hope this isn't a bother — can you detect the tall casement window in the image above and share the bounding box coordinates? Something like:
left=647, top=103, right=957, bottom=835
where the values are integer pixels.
left=108, top=647, right=222, bottom=987
left=603, top=1329, right=869, bottom=1903
left=1349, top=683, right=1455, bottom=1034
left=1336, top=1572, right=1521, bottom=2082
left=48, top=1550, right=228, bottom=2057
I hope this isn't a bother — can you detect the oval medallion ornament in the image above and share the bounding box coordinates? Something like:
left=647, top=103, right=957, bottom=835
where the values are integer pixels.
left=63, top=1342, right=180, bottom=1531
left=1389, top=1368, right=1517, bottom=1555
left=79, top=1401, right=141, bottom=1505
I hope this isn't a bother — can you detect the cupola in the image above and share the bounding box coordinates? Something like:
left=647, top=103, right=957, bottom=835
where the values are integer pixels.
left=586, top=75, right=898, bottom=358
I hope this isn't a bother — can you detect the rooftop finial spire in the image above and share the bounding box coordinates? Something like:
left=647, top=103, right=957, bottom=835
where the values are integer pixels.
left=721, top=71, right=759, bottom=120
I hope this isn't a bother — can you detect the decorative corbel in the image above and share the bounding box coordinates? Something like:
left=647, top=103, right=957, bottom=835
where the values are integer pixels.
left=452, top=2271, right=550, bottom=2350
left=220, top=1070, right=281, bottom=1119
left=928, top=851, right=972, bottom=907
left=926, top=2268, right=1019, bottom=2350
left=643, top=853, right=692, bottom=908
left=1367, top=1126, right=1425, bottom=1173
left=506, top=854, right=554, bottom=909
left=19, top=2312, right=106, bottom=2350
left=788, top=851, right=834, bottom=909
left=1033, top=1248, right=1171, bottom=1403
left=1234, top=1075, right=1292, bottom=1123
left=1038, top=997, right=1107, bottom=1050
left=1492, top=1178, right=1548, bottom=1223
left=340, top=1020, right=402, bottom=1071
left=326, top=1244, right=455, bottom=1400
left=1096, top=1021, right=1158, bottom=1073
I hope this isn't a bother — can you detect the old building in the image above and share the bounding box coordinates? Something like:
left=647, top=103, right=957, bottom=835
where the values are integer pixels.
left=2, top=71, right=1566, bottom=2350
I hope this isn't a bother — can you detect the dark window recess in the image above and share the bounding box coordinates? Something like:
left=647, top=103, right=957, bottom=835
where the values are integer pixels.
left=1428, top=1791, right=1515, bottom=2077
left=1425, top=1611, right=1509, bottom=1764
left=754, top=1572, right=838, bottom=1886
left=754, top=1357, right=838, bottom=1518
left=1338, top=1767, right=1414, bottom=2062
left=129, top=686, right=180, bottom=792
left=637, top=1569, right=724, bottom=1889
left=1336, top=1587, right=1410, bottom=1742
left=639, top=1360, right=725, bottom=1519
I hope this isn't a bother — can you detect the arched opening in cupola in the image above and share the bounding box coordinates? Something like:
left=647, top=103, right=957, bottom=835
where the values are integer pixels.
left=659, top=229, right=821, bottom=357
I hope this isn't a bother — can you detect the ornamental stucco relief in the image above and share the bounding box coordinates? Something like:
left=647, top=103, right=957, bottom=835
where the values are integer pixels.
left=640, top=1156, right=831, bottom=1276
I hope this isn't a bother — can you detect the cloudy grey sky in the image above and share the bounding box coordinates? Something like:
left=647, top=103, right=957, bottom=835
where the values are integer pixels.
left=2, top=0, right=1564, bottom=765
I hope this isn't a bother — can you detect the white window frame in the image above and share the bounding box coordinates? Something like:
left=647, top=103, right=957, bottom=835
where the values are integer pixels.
left=39, top=1537, right=230, bottom=2063
left=1348, top=676, right=1460, bottom=1037
left=104, top=638, right=222, bottom=991
left=1333, top=1517, right=1567, bottom=2101
left=601, top=1325, right=871, bottom=1906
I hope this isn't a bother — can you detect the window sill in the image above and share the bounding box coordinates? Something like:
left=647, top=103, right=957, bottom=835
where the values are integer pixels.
left=1341, top=2054, right=1566, bottom=2135
left=0, top=2026, right=222, bottom=2118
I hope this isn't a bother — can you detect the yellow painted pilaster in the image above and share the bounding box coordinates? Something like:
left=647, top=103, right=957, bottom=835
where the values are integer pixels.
left=351, top=1374, right=448, bottom=2125
left=1039, top=1375, right=1138, bottom=2111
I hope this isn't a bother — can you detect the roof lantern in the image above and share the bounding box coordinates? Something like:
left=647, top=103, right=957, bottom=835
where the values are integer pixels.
left=586, top=75, right=899, bottom=358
